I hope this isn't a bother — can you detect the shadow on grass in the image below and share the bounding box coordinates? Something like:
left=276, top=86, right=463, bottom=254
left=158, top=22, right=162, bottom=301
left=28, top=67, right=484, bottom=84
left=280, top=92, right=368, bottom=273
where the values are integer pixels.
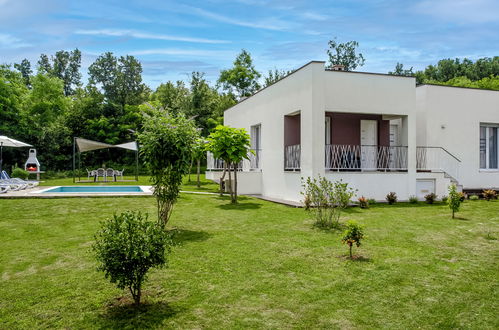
left=217, top=202, right=262, bottom=210
left=98, top=300, right=179, bottom=329
left=170, top=228, right=211, bottom=244
left=339, top=255, right=372, bottom=262
left=453, top=216, right=469, bottom=221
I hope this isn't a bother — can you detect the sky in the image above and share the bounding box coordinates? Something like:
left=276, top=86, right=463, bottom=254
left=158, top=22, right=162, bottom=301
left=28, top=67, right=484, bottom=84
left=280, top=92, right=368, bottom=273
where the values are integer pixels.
left=1, top=0, right=498, bottom=88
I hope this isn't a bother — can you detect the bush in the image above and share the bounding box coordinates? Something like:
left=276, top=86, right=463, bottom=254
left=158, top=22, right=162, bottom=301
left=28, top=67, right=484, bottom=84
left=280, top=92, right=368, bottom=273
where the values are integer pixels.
left=342, top=220, right=365, bottom=258
left=424, top=193, right=437, bottom=204
left=469, top=195, right=479, bottom=201
left=458, top=192, right=467, bottom=202
left=367, top=198, right=377, bottom=205
left=441, top=195, right=448, bottom=203
left=358, top=196, right=369, bottom=209
left=301, top=176, right=356, bottom=229
left=386, top=192, right=397, bottom=205
left=93, top=211, right=172, bottom=306
left=409, top=195, right=419, bottom=204
left=11, top=167, right=29, bottom=180
left=448, top=184, right=462, bottom=219
left=482, top=189, right=497, bottom=201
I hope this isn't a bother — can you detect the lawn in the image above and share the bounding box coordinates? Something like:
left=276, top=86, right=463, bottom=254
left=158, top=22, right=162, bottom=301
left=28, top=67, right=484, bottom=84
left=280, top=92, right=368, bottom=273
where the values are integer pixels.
left=0, top=195, right=498, bottom=328
left=38, top=174, right=220, bottom=193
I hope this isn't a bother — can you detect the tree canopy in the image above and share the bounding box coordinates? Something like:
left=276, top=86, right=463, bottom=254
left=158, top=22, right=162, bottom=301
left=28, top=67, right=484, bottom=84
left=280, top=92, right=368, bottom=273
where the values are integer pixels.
left=326, top=38, right=365, bottom=71
left=217, top=49, right=261, bottom=99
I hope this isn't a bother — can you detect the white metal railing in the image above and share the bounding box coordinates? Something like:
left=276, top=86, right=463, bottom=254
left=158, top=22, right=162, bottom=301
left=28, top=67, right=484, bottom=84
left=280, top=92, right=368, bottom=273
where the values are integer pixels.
left=325, top=144, right=408, bottom=171
left=206, top=149, right=261, bottom=171
left=416, top=146, right=460, bottom=181
left=284, top=144, right=301, bottom=170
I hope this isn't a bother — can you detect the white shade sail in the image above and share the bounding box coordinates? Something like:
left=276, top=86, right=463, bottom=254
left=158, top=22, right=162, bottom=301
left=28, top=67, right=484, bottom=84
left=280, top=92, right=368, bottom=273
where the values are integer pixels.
left=0, top=136, right=32, bottom=147
left=75, top=138, right=138, bottom=153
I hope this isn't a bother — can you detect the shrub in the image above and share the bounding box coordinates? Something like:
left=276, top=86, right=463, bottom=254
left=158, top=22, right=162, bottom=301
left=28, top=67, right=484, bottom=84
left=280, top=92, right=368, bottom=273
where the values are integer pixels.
left=441, top=195, right=448, bottom=203
left=11, top=167, right=29, bottom=180
left=458, top=192, right=466, bottom=202
left=409, top=195, right=419, bottom=204
left=448, top=184, right=462, bottom=219
left=367, top=198, right=377, bottom=205
left=93, top=211, right=172, bottom=306
left=386, top=192, right=397, bottom=205
left=469, top=195, right=479, bottom=201
left=342, top=220, right=365, bottom=258
left=424, top=193, right=437, bottom=204
left=482, top=189, right=497, bottom=201
left=358, top=196, right=369, bottom=209
left=301, top=176, right=356, bottom=229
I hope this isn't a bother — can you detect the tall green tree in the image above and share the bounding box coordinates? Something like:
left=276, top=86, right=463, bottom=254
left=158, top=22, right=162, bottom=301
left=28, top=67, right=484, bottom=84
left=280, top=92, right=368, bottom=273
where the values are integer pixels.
left=217, top=49, right=261, bottom=99
left=151, top=80, right=190, bottom=115
left=263, top=69, right=291, bottom=87
left=326, top=38, right=365, bottom=71
left=388, top=63, right=414, bottom=76
left=188, top=72, right=219, bottom=136
left=37, top=49, right=82, bottom=96
left=88, top=52, right=147, bottom=109
left=14, top=59, right=32, bottom=88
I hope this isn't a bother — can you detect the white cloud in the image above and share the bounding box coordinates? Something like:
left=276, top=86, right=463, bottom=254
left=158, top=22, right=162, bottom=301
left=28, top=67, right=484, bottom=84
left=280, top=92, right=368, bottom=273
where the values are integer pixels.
left=0, top=33, right=31, bottom=48
left=127, top=48, right=235, bottom=58
left=74, top=29, right=230, bottom=44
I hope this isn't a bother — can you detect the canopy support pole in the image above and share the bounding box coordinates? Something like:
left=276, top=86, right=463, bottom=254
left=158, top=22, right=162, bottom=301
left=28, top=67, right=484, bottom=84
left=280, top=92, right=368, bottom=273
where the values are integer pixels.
left=135, top=149, right=139, bottom=181
left=72, top=137, right=76, bottom=183
left=0, top=142, right=3, bottom=174
left=78, top=150, right=81, bottom=182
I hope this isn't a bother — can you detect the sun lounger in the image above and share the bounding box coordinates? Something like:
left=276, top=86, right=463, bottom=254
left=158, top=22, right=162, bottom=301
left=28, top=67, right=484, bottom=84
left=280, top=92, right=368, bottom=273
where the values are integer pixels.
left=1, top=171, right=38, bottom=189
left=0, top=184, right=10, bottom=193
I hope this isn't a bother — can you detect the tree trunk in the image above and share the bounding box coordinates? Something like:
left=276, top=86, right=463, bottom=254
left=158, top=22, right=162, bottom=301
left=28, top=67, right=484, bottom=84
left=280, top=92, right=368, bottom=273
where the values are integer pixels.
left=452, top=210, right=455, bottom=219
left=196, top=159, right=201, bottom=188
left=130, top=284, right=141, bottom=306
left=188, top=158, right=193, bottom=182
left=219, top=164, right=227, bottom=197
left=233, top=162, right=238, bottom=204
left=227, top=163, right=233, bottom=201
left=349, top=244, right=353, bottom=258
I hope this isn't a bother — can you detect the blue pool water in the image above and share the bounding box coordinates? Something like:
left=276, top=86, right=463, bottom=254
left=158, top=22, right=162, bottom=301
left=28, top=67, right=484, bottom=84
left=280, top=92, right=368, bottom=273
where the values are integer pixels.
left=43, top=186, right=144, bottom=193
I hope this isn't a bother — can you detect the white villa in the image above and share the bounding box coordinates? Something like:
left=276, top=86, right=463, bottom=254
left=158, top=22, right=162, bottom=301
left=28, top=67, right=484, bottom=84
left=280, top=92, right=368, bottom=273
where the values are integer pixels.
left=207, top=61, right=499, bottom=203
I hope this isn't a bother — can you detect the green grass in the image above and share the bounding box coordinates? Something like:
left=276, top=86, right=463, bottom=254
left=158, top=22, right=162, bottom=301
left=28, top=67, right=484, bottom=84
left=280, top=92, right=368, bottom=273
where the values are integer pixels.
left=39, top=174, right=220, bottom=193
left=0, top=196, right=498, bottom=328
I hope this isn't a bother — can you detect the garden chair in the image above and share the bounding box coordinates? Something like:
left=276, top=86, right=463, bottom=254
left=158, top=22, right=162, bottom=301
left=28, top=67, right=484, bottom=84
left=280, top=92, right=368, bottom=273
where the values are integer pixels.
left=105, top=168, right=116, bottom=182
left=114, top=169, right=125, bottom=181
left=86, top=168, right=96, bottom=181
left=95, top=168, right=106, bottom=182
left=2, top=170, right=38, bottom=188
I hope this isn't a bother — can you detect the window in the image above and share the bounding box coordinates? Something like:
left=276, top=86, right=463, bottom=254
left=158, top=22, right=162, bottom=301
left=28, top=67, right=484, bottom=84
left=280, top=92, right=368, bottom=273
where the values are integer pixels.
left=480, top=124, right=498, bottom=170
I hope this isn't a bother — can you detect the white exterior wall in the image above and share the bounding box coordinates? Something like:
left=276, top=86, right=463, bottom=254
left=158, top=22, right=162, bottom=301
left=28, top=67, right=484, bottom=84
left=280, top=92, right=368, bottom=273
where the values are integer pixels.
left=223, top=62, right=419, bottom=202
left=416, top=85, right=499, bottom=190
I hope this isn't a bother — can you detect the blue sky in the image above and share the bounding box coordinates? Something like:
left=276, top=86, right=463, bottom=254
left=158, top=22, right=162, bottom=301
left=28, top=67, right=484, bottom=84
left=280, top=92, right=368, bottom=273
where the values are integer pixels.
left=1, top=0, right=498, bottom=88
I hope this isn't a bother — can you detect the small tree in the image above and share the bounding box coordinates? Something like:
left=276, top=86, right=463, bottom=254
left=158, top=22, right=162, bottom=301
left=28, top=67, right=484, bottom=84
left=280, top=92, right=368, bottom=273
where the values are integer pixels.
left=93, top=211, right=172, bottom=306
left=301, top=176, right=356, bottom=229
left=326, top=38, right=365, bottom=71
left=206, top=125, right=251, bottom=204
left=342, top=220, right=365, bottom=258
left=138, top=109, right=198, bottom=227
left=191, top=138, right=206, bottom=188
left=448, top=184, right=462, bottom=219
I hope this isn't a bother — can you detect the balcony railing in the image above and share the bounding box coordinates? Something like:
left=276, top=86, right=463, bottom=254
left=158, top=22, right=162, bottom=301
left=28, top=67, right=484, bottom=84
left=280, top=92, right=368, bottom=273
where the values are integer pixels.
left=416, top=146, right=460, bottom=181
left=325, top=144, right=408, bottom=171
left=284, top=144, right=301, bottom=170
left=206, top=149, right=261, bottom=171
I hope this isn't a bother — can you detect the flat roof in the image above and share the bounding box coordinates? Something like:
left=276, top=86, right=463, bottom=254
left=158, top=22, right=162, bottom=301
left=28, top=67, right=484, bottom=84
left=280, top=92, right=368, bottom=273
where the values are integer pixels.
left=417, top=83, right=499, bottom=92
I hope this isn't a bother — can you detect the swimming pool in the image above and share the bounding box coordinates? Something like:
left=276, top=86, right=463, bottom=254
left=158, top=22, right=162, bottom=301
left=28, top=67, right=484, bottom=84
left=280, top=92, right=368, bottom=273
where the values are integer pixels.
left=41, top=186, right=145, bottom=193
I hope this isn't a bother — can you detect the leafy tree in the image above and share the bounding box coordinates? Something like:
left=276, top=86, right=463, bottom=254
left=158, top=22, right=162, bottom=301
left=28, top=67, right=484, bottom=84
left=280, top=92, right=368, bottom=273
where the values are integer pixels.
left=188, top=72, right=219, bottom=136
left=388, top=63, right=414, bottom=76
left=151, top=81, right=190, bottom=115
left=342, top=220, right=365, bottom=258
left=37, top=49, right=82, bottom=95
left=138, top=109, right=198, bottom=227
left=0, top=65, right=27, bottom=137
left=448, top=184, right=462, bottom=219
left=206, top=125, right=251, bottom=204
left=88, top=52, right=147, bottom=108
left=93, top=211, right=171, bottom=306
left=14, top=59, right=32, bottom=88
left=217, top=50, right=261, bottom=99
left=326, top=38, right=365, bottom=71
left=263, top=69, right=291, bottom=87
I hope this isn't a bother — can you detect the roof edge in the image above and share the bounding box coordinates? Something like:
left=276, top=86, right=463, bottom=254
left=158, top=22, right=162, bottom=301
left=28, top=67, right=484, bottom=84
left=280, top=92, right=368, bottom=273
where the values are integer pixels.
left=417, top=83, right=499, bottom=92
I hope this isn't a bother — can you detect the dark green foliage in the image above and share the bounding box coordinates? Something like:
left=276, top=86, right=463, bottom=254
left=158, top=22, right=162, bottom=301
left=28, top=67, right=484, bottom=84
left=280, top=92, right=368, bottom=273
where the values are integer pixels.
left=409, top=195, right=419, bottom=204
left=263, top=69, right=292, bottom=87
left=11, top=167, right=29, bottom=180
left=138, top=109, right=198, bottom=226
left=14, top=59, right=32, bottom=88
left=93, top=211, right=171, bottom=306
left=386, top=192, right=397, bottom=205
left=37, top=49, right=82, bottom=96
left=424, top=193, right=437, bottom=204
left=388, top=63, right=414, bottom=76
left=342, top=220, right=365, bottom=258
left=217, top=49, right=261, bottom=99
left=326, top=38, right=365, bottom=71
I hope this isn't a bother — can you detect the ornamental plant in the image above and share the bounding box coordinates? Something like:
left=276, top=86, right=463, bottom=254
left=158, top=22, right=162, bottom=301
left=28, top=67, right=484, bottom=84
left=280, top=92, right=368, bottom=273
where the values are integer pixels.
left=409, top=195, right=419, bottom=204
left=301, top=176, right=356, bottom=229
left=386, top=192, right=397, bottom=205
left=342, top=220, right=365, bottom=258
left=482, top=189, right=497, bottom=201
left=138, top=110, right=198, bottom=227
left=93, top=211, right=172, bottom=306
left=358, top=196, right=369, bottom=209
left=424, top=193, right=437, bottom=204
left=448, top=184, right=462, bottom=219
left=206, top=125, right=252, bottom=204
